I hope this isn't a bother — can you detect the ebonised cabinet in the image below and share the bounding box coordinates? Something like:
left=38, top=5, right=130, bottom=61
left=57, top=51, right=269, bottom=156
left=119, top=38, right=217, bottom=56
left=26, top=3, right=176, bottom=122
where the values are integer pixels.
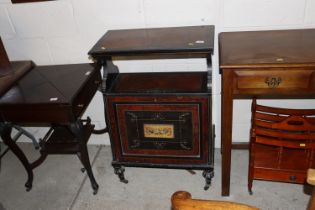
left=89, top=25, right=215, bottom=189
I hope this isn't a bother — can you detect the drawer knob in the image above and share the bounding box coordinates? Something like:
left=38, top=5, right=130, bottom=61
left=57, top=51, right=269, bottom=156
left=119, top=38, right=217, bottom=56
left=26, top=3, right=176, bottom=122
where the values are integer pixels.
left=77, top=104, right=84, bottom=108
left=289, top=175, right=297, bottom=181
left=300, top=143, right=306, bottom=147
left=265, top=77, right=282, bottom=88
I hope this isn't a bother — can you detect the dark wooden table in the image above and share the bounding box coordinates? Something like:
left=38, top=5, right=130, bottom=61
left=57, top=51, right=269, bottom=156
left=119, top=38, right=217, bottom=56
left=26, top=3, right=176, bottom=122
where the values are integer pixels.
left=0, top=63, right=101, bottom=194
left=89, top=25, right=215, bottom=189
left=219, top=28, right=315, bottom=196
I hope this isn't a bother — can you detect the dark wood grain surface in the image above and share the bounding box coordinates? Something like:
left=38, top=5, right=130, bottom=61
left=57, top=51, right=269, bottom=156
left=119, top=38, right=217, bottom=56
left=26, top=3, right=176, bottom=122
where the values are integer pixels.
left=0, top=63, right=101, bottom=124
left=110, top=72, right=208, bottom=94
left=89, top=25, right=214, bottom=57
left=0, top=63, right=97, bottom=105
left=219, top=28, right=315, bottom=68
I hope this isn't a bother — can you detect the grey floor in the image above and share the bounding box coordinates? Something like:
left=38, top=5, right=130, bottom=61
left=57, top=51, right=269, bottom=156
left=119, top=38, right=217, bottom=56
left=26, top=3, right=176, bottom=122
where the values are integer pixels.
left=0, top=141, right=311, bottom=210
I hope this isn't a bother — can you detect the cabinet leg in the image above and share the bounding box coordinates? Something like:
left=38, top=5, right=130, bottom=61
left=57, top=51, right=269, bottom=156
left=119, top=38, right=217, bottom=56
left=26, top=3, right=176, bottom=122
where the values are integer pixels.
left=248, top=183, right=253, bottom=195
left=70, top=121, right=99, bottom=195
left=202, top=169, right=214, bottom=190
left=248, top=173, right=253, bottom=195
left=114, top=166, right=128, bottom=184
left=30, top=152, right=47, bottom=169
left=0, top=123, right=33, bottom=191
left=76, top=152, right=86, bottom=173
left=79, top=144, right=99, bottom=195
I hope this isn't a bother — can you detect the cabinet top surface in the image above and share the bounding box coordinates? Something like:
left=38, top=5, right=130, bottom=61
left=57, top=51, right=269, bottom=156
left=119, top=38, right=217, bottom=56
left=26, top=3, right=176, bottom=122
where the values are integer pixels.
left=219, top=28, right=315, bottom=68
left=89, top=25, right=214, bottom=57
left=0, top=63, right=97, bottom=106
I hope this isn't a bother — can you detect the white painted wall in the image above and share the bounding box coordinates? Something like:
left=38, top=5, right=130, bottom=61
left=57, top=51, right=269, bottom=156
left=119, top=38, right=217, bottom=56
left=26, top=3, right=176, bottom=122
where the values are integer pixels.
left=1, top=0, right=315, bottom=147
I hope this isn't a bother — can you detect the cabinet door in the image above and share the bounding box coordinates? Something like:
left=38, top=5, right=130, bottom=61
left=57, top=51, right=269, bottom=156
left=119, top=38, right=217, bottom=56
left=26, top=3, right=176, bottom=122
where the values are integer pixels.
left=106, top=96, right=212, bottom=166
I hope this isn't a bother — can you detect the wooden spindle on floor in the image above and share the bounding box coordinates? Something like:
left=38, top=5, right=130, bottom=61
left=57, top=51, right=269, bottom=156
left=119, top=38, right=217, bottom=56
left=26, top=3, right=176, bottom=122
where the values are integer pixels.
left=171, top=191, right=259, bottom=210
left=307, top=169, right=315, bottom=210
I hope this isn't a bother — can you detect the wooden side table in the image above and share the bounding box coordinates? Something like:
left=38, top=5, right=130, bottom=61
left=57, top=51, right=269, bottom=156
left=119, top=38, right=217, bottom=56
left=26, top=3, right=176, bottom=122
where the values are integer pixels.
left=0, top=63, right=101, bottom=194
left=89, top=25, right=215, bottom=189
left=219, top=29, right=315, bottom=196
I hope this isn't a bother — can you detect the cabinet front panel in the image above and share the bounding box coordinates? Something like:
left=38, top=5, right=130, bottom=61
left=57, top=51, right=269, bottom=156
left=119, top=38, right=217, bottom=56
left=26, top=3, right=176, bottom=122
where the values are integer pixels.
left=116, top=104, right=200, bottom=157
left=106, top=96, right=212, bottom=166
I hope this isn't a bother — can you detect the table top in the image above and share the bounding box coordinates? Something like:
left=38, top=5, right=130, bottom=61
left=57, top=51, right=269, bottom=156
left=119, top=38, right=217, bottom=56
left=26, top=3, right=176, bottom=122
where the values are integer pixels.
left=89, top=25, right=214, bottom=58
left=219, top=28, right=315, bottom=68
left=0, top=63, right=97, bottom=106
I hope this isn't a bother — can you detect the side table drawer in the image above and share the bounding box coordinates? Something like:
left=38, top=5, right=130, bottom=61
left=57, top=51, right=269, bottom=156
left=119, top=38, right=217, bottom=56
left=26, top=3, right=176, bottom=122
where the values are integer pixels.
left=73, top=66, right=101, bottom=117
left=254, top=168, right=306, bottom=184
left=233, top=69, right=315, bottom=94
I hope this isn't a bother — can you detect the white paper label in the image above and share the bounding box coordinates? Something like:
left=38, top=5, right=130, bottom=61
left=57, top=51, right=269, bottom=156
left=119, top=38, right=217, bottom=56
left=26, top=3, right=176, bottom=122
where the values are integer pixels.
left=50, top=97, right=58, bottom=101
left=195, top=40, right=205, bottom=44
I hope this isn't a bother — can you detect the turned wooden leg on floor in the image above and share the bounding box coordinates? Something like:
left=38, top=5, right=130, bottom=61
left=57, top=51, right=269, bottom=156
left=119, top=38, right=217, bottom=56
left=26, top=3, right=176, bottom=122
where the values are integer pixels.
left=307, top=169, right=315, bottom=210
left=113, top=165, right=128, bottom=184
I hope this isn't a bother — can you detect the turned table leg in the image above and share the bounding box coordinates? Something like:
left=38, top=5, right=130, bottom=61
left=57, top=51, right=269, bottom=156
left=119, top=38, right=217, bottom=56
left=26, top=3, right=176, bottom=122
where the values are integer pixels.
left=221, top=70, right=234, bottom=196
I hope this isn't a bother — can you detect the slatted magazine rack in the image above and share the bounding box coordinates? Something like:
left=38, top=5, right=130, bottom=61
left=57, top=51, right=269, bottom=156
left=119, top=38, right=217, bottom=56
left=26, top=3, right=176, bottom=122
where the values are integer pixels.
left=248, top=99, right=315, bottom=194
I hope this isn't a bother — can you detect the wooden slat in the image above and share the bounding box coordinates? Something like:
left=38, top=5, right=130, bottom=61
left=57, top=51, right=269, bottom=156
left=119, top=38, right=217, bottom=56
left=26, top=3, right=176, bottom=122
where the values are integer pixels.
left=256, top=104, right=315, bottom=116
left=306, top=117, right=315, bottom=124
left=232, top=142, right=249, bottom=149
left=255, top=112, right=287, bottom=122
left=255, top=128, right=315, bottom=140
left=255, top=119, right=315, bottom=132
left=272, top=116, right=315, bottom=130
left=255, top=120, right=276, bottom=129
left=255, top=136, right=315, bottom=149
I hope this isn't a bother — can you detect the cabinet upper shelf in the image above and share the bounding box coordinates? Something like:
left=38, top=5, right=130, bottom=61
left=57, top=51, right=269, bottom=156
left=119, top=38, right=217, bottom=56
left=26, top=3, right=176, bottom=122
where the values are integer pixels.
left=89, top=25, right=214, bottom=58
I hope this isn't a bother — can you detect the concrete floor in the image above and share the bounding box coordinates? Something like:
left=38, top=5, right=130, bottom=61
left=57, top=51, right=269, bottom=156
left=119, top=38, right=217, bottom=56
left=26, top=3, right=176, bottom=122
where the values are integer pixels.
left=0, top=141, right=311, bottom=210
